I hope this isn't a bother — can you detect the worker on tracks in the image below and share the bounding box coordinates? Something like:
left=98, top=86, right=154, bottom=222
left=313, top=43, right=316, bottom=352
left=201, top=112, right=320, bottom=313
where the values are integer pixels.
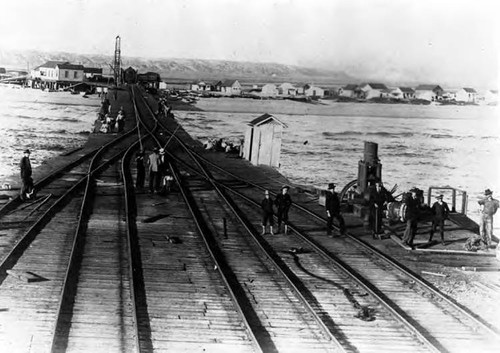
left=478, top=189, right=499, bottom=250
left=325, top=183, right=346, bottom=236
left=402, top=188, right=419, bottom=248
left=275, top=185, right=292, bottom=235
left=148, top=147, right=161, bottom=194
left=428, top=194, right=450, bottom=245
left=260, top=190, right=275, bottom=235
left=19, top=149, right=34, bottom=201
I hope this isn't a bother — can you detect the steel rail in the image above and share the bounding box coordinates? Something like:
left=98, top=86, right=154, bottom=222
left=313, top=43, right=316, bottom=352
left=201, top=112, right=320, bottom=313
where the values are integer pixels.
left=134, top=86, right=349, bottom=352
left=0, top=127, right=137, bottom=218
left=131, top=86, right=266, bottom=353
left=49, top=138, right=138, bottom=352
left=142, top=91, right=500, bottom=339
left=122, top=136, right=149, bottom=353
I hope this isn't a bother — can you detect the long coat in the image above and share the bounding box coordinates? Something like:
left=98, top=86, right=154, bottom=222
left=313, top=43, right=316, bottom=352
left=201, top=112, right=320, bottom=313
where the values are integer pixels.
left=325, top=191, right=341, bottom=214
left=20, top=156, right=32, bottom=180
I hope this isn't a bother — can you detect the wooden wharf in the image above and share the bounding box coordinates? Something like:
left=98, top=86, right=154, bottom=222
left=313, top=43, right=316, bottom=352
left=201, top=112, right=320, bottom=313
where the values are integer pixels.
left=0, top=85, right=498, bottom=352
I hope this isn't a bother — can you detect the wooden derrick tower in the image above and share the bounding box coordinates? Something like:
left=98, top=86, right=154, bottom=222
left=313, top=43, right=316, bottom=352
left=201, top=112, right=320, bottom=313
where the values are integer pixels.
left=113, top=35, right=122, bottom=86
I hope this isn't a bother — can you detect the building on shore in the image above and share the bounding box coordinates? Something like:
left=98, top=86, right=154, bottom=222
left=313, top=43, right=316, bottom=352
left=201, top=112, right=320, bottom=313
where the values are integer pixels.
left=415, top=84, right=444, bottom=101
left=137, top=72, right=161, bottom=89
left=452, top=88, right=477, bottom=103
left=216, top=79, right=242, bottom=96
left=84, top=67, right=103, bottom=80
left=122, top=67, right=138, bottom=84
left=357, top=83, right=389, bottom=100
left=261, top=83, right=278, bottom=97
left=278, top=82, right=297, bottom=96
left=303, top=84, right=324, bottom=98
left=399, top=87, right=416, bottom=100
left=483, top=90, right=498, bottom=105
left=190, top=80, right=215, bottom=91
left=338, top=84, right=359, bottom=98
left=30, top=61, right=85, bottom=90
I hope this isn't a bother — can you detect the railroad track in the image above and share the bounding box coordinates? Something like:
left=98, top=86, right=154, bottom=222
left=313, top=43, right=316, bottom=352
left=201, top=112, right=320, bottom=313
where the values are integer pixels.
left=134, top=85, right=500, bottom=353
left=0, top=118, right=143, bottom=352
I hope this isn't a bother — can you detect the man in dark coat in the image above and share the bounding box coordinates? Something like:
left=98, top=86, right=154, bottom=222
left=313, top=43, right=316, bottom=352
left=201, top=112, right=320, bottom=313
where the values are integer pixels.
left=19, top=149, right=34, bottom=201
left=275, top=185, right=292, bottom=234
left=402, top=188, right=419, bottom=247
left=148, top=147, right=161, bottom=193
left=368, top=182, right=387, bottom=237
left=260, top=190, right=275, bottom=235
left=429, top=194, right=450, bottom=245
left=135, top=150, right=145, bottom=189
left=325, top=183, right=345, bottom=236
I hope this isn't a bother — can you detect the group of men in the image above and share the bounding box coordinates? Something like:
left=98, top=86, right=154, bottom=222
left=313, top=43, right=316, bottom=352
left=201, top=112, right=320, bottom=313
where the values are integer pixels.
left=260, top=182, right=345, bottom=236
left=135, top=147, right=174, bottom=195
left=401, top=187, right=499, bottom=250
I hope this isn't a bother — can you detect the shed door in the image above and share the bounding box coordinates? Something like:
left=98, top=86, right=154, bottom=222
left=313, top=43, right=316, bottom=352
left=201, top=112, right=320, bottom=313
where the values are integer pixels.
left=258, top=125, right=274, bottom=166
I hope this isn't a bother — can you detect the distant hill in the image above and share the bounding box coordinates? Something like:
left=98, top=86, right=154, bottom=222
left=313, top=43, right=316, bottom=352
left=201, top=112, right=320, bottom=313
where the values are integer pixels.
left=0, top=49, right=353, bottom=85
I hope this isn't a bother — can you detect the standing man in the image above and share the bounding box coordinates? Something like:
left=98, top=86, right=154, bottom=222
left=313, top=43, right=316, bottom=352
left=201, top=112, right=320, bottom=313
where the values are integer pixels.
left=148, top=147, right=161, bottom=194
left=402, top=188, right=419, bottom=248
left=369, top=181, right=387, bottom=238
left=325, top=183, right=346, bottom=236
left=275, top=185, right=292, bottom=234
left=135, top=150, right=145, bottom=189
left=429, top=194, right=450, bottom=245
left=478, top=189, right=499, bottom=249
left=260, top=190, right=275, bottom=235
left=19, top=149, right=34, bottom=201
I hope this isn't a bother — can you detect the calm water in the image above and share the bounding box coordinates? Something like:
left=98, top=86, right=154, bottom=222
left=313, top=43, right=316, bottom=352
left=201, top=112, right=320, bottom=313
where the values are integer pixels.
left=175, top=103, right=500, bottom=225
left=1, top=87, right=499, bottom=226
left=0, top=86, right=99, bottom=181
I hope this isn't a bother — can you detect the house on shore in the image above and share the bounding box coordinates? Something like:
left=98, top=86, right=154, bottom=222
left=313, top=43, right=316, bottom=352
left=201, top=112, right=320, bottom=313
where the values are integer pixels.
left=303, top=84, right=324, bottom=98
left=83, top=67, right=103, bottom=80
left=453, top=88, right=477, bottom=103
left=400, top=87, right=416, bottom=100
left=415, top=84, right=444, bottom=101
left=483, top=90, right=498, bottom=105
left=137, top=72, right=161, bottom=89
left=261, top=83, right=278, bottom=97
left=338, top=84, right=359, bottom=98
left=190, top=80, right=215, bottom=91
left=30, top=61, right=85, bottom=90
left=216, top=79, right=242, bottom=95
left=278, top=82, right=297, bottom=96
left=358, top=83, right=388, bottom=100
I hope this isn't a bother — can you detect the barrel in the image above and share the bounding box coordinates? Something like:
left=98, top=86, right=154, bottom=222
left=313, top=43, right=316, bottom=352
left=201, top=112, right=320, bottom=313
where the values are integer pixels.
left=364, top=141, right=378, bottom=164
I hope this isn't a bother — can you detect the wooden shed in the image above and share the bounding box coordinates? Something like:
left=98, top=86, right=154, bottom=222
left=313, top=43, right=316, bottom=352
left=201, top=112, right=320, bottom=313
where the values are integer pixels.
left=243, top=113, right=287, bottom=168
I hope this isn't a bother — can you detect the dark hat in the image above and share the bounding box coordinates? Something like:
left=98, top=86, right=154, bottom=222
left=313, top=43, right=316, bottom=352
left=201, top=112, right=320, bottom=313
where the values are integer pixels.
left=281, top=185, right=290, bottom=190
left=23, top=149, right=31, bottom=154
left=328, top=183, right=336, bottom=189
left=435, top=194, right=443, bottom=199
left=410, top=187, right=418, bottom=193
left=485, top=189, right=493, bottom=196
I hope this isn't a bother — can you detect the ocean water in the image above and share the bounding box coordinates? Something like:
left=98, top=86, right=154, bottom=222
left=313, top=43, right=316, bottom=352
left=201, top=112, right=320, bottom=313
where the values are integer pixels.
left=0, top=85, right=99, bottom=182
left=175, top=103, right=500, bottom=226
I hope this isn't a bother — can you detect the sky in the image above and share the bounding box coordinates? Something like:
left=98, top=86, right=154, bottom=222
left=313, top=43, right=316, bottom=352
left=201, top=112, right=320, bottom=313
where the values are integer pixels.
left=0, top=0, right=499, bottom=88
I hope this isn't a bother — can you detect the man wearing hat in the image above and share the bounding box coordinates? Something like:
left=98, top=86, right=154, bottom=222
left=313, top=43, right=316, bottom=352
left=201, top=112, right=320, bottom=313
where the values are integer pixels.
left=402, top=188, right=420, bottom=247
left=135, top=150, right=146, bottom=189
left=478, top=189, right=499, bottom=248
left=260, top=190, right=275, bottom=235
left=148, top=147, right=161, bottom=193
left=325, top=183, right=345, bottom=236
left=19, top=149, right=34, bottom=201
left=274, top=185, right=292, bottom=234
left=429, top=194, right=450, bottom=245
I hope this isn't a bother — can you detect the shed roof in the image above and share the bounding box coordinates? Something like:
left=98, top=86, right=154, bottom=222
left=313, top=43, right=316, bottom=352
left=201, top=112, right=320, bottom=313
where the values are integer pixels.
left=415, top=84, right=443, bottom=91
left=58, top=63, right=85, bottom=70
left=366, top=83, right=388, bottom=90
left=83, top=67, right=103, bottom=74
left=248, top=113, right=287, bottom=128
left=34, top=60, right=67, bottom=70
left=463, top=87, right=476, bottom=93
left=343, top=84, right=359, bottom=90
left=221, top=79, right=239, bottom=87
left=399, top=87, right=415, bottom=93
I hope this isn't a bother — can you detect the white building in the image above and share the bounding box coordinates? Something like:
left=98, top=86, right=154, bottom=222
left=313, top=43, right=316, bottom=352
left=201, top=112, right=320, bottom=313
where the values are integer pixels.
left=31, top=61, right=85, bottom=89
left=414, top=85, right=444, bottom=101
left=303, top=84, right=324, bottom=98
left=278, top=82, right=297, bottom=96
left=261, top=83, right=278, bottom=97
left=358, top=83, right=388, bottom=100
left=454, top=88, right=477, bottom=103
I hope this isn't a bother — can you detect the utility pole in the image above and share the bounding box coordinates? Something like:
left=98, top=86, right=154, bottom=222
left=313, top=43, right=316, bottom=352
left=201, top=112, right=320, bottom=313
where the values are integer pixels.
left=113, top=35, right=121, bottom=86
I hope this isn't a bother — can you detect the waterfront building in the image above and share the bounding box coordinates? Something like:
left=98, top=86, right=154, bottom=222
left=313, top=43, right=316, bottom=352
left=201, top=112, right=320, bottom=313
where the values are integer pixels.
left=415, top=84, right=444, bottom=101
left=357, top=83, right=389, bottom=100
left=122, top=66, right=138, bottom=84
left=453, top=88, right=477, bottom=103
left=217, top=79, right=242, bottom=96
left=303, top=84, right=324, bottom=98
left=83, top=67, right=103, bottom=80
left=261, top=83, right=278, bottom=97
left=400, top=87, right=416, bottom=100
left=483, top=90, right=498, bottom=105
left=278, top=82, right=297, bottom=96
left=30, top=61, right=84, bottom=89
left=190, top=80, right=215, bottom=91
left=338, top=84, right=359, bottom=98
left=137, top=71, right=161, bottom=89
